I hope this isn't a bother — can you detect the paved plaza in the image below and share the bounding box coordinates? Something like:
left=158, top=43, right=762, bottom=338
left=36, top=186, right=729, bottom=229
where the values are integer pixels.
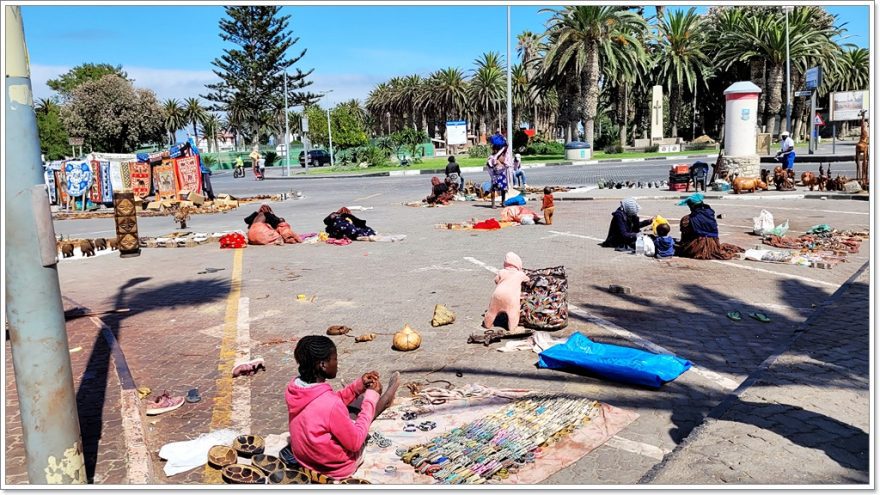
left=4, top=171, right=872, bottom=486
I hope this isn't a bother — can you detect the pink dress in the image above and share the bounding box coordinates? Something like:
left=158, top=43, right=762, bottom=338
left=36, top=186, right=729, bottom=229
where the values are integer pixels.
left=483, top=252, right=530, bottom=331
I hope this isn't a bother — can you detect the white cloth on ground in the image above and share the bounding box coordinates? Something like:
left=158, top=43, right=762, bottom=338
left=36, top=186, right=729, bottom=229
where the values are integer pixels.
left=158, top=428, right=239, bottom=476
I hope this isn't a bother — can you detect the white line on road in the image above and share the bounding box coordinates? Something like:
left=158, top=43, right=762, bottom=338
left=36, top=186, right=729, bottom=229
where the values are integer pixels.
left=712, top=202, right=868, bottom=216
left=354, top=192, right=382, bottom=201
left=605, top=435, right=670, bottom=461
left=462, top=257, right=740, bottom=391
left=709, top=260, right=839, bottom=288
left=232, top=297, right=251, bottom=434
left=547, top=230, right=605, bottom=242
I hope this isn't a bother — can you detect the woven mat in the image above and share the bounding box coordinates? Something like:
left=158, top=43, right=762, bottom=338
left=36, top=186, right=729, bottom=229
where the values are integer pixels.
left=352, top=394, right=638, bottom=484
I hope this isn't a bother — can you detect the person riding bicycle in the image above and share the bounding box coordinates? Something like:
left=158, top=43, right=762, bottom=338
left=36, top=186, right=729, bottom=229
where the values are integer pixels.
left=234, top=156, right=245, bottom=178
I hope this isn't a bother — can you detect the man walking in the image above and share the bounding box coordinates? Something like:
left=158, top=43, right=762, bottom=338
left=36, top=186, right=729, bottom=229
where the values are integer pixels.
left=778, top=131, right=796, bottom=172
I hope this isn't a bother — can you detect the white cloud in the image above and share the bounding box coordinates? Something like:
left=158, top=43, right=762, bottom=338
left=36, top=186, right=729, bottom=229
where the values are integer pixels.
left=29, top=64, right=384, bottom=107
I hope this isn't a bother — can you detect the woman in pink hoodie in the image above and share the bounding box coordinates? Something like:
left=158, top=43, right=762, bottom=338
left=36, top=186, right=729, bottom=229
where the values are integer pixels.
left=286, top=336, right=400, bottom=479
left=482, top=252, right=531, bottom=332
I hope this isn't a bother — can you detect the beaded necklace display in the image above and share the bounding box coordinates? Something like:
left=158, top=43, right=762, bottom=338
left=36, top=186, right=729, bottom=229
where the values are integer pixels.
left=398, top=395, right=600, bottom=484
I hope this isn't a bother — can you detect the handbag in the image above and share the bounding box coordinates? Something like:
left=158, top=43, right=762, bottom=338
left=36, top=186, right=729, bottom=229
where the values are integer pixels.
left=520, top=266, right=568, bottom=331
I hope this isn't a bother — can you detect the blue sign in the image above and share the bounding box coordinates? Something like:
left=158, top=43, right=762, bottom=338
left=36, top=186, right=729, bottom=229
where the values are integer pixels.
left=805, top=67, right=821, bottom=91
left=446, top=120, right=467, bottom=126
left=64, top=161, right=93, bottom=197
left=740, top=108, right=750, bottom=121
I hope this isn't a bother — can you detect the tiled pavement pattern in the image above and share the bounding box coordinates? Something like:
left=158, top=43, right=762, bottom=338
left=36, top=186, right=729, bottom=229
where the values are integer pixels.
left=642, top=265, right=870, bottom=484
left=6, top=196, right=870, bottom=485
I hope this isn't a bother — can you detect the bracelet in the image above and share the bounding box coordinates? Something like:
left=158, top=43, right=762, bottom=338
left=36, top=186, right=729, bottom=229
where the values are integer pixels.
left=384, top=466, right=397, bottom=473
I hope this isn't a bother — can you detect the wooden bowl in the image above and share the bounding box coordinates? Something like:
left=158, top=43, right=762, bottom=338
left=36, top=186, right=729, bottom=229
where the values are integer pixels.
left=221, top=463, right=266, bottom=484
left=232, top=434, right=265, bottom=457
left=207, top=445, right=237, bottom=468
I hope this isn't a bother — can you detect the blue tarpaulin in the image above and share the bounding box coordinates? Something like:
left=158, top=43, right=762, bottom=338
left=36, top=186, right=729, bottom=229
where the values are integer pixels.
left=536, top=333, right=692, bottom=388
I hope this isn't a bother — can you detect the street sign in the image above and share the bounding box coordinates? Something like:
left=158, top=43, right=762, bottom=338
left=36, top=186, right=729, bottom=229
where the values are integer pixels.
left=829, top=90, right=869, bottom=121
left=446, top=120, right=467, bottom=145
left=814, top=113, right=825, bottom=126
left=805, top=67, right=822, bottom=91
left=795, top=90, right=812, bottom=97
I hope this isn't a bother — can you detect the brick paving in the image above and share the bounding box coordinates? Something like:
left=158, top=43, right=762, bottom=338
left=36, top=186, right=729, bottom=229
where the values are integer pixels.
left=642, top=265, right=870, bottom=484
left=5, top=195, right=871, bottom=485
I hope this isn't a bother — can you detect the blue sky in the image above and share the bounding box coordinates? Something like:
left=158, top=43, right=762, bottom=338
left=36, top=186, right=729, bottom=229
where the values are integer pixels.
left=21, top=4, right=870, bottom=107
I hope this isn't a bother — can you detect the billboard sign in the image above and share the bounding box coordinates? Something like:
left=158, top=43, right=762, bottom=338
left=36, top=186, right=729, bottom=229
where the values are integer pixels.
left=446, top=120, right=467, bottom=145
left=804, top=67, right=821, bottom=91
left=829, top=90, right=869, bottom=122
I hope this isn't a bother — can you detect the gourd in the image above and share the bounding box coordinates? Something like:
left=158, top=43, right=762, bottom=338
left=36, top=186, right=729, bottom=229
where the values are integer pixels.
left=392, top=324, right=421, bottom=351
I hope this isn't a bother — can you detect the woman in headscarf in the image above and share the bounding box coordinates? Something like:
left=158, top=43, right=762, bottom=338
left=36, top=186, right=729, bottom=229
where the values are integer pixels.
left=425, top=176, right=454, bottom=205
left=323, top=207, right=377, bottom=241
left=245, top=204, right=302, bottom=245
left=486, top=146, right=511, bottom=208
left=676, top=193, right=743, bottom=260
left=600, top=197, right=653, bottom=250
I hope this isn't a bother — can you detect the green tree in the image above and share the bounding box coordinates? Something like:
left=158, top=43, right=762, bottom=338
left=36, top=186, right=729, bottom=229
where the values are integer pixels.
left=656, top=8, right=710, bottom=137
left=46, top=63, right=128, bottom=100
left=329, top=103, right=369, bottom=149
left=183, top=97, right=207, bottom=143
left=203, top=6, right=319, bottom=147
left=469, top=65, right=504, bottom=137
left=162, top=98, right=186, bottom=145
left=60, top=74, right=164, bottom=153
left=391, top=128, right=429, bottom=163
left=828, top=47, right=869, bottom=92
left=199, top=113, right=222, bottom=152
left=35, top=98, right=69, bottom=160
left=419, top=67, right=469, bottom=140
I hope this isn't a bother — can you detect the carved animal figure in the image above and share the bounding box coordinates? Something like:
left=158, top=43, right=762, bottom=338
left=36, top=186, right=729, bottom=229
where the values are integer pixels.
left=816, top=175, right=828, bottom=192
left=773, top=166, right=795, bottom=191
left=79, top=239, right=95, bottom=257
left=801, top=172, right=817, bottom=191
left=732, top=177, right=769, bottom=194
left=94, top=238, right=107, bottom=251
left=60, top=242, right=75, bottom=258
left=108, top=238, right=118, bottom=251
left=760, top=168, right=772, bottom=186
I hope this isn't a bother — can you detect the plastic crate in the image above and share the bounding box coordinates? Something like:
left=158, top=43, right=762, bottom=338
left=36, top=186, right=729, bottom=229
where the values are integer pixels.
left=671, top=164, right=690, bottom=175
left=669, top=182, right=689, bottom=192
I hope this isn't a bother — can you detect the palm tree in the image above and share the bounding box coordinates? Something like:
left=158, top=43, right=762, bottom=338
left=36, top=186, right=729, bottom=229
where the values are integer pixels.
left=542, top=6, right=648, bottom=145
left=474, top=51, right=504, bottom=71
left=828, top=47, right=869, bottom=92
left=419, top=68, right=469, bottom=140
left=199, top=113, right=221, bottom=152
left=366, top=82, right=393, bottom=135
left=469, top=65, right=505, bottom=139
left=162, top=98, right=186, bottom=146
left=35, top=97, right=59, bottom=115
left=183, top=97, right=207, bottom=144
left=656, top=8, right=711, bottom=137
left=516, top=31, right=542, bottom=73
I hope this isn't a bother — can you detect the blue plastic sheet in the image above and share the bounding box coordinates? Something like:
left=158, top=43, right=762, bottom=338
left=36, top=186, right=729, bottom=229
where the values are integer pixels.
left=537, top=333, right=692, bottom=388
left=503, top=195, right=526, bottom=206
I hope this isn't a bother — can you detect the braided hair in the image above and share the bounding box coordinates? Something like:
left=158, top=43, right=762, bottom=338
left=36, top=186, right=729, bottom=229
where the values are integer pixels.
left=294, top=335, right=336, bottom=383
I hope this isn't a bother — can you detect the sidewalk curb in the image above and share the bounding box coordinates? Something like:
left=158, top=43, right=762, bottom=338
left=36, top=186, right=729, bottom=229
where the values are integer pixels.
left=556, top=193, right=869, bottom=202
left=638, top=260, right=870, bottom=484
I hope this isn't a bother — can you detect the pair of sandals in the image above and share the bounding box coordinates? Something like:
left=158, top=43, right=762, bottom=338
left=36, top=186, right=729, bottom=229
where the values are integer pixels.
left=727, top=311, right=771, bottom=323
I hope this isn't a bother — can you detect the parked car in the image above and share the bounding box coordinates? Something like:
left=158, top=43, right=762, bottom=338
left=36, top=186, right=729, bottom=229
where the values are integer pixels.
left=298, top=149, right=332, bottom=167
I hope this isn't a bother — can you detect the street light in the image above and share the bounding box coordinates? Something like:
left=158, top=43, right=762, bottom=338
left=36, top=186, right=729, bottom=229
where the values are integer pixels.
left=284, top=70, right=290, bottom=177
left=506, top=6, right=513, bottom=149
left=783, top=5, right=793, bottom=135
left=327, top=108, right=334, bottom=168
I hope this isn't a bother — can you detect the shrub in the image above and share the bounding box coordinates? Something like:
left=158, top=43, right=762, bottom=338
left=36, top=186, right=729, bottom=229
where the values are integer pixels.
left=335, top=148, right=353, bottom=166
left=264, top=151, right=278, bottom=167
left=526, top=140, right=564, bottom=155
left=687, top=143, right=711, bottom=151
left=468, top=144, right=490, bottom=158
left=352, top=144, right=388, bottom=167
left=513, top=130, right=530, bottom=153
left=644, top=144, right=659, bottom=153
left=603, top=144, right=623, bottom=154
left=201, top=154, right=217, bottom=168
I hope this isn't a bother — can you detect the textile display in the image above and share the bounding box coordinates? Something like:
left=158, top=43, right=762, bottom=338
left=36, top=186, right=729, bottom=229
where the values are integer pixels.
left=763, top=231, right=866, bottom=255
left=174, top=155, right=203, bottom=195
left=45, top=169, right=57, bottom=204
left=113, top=192, right=141, bottom=258
left=120, top=161, right=132, bottom=190
left=128, top=162, right=152, bottom=198
left=537, top=332, right=692, bottom=388
left=64, top=161, right=93, bottom=197
left=109, top=161, right=125, bottom=192
left=154, top=161, right=178, bottom=200
left=520, top=266, right=568, bottom=331
left=219, top=233, right=247, bottom=249
left=100, top=161, right=113, bottom=203
left=350, top=392, right=638, bottom=484
left=54, top=170, right=69, bottom=206
left=88, top=160, right=104, bottom=204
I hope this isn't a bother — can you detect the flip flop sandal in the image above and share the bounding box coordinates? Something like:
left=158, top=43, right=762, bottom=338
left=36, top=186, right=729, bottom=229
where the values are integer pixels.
left=221, top=463, right=266, bottom=484
left=339, top=478, right=371, bottom=484
left=268, top=468, right=311, bottom=485
left=326, top=325, right=352, bottom=336
left=232, top=434, right=265, bottom=457
left=750, top=312, right=772, bottom=323
left=207, top=445, right=238, bottom=468
left=251, top=454, right=285, bottom=476
left=278, top=446, right=299, bottom=468
left=185, top=388, right=201, bottom=403
left=726, top=311, right=742, bottom=321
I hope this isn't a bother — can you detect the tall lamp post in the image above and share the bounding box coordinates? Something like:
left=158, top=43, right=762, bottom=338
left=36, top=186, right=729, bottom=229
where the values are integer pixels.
left=506, top=6, right=513, bottom=149
left=327, top=108, right=334, bottom=168
left=783, top=5, right=793, bottom=135
left=283, top=70, right=290, bottom=177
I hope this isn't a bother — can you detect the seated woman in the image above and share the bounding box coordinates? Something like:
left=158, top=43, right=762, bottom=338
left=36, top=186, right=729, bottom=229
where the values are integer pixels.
left=675, top=193, right=743, bottom=260
left=323, top=207, right=377, bottom=240
left=286, top=336, right=400, bottom=480
left=425, top=176, right=454, bottom=205
left=244, top=204, right=302, bottom=245
left=600, top=198, right=652, bottom=250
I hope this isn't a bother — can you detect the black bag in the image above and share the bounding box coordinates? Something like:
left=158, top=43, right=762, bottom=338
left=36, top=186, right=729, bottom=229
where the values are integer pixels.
left=520, top=266, right=568, bottom=331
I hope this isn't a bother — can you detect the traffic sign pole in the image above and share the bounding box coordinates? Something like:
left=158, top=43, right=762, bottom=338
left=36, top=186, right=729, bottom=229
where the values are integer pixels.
left=809, top=90, right=816, bottom=155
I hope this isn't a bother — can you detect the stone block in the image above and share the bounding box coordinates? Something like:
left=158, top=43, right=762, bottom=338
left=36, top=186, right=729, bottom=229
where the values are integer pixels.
left=146, top=201, right=162, bottom=211
left=634, top=138, right=651, bottom=148
left=720, top=155, right=760, bottom=179
left=187, top=192, right=205, bottom=205
left=843, top=181, right=862, bottom=193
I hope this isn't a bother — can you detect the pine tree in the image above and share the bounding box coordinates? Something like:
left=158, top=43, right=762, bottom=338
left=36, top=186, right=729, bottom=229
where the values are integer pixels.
left=203, top=6, right=318, bottom=146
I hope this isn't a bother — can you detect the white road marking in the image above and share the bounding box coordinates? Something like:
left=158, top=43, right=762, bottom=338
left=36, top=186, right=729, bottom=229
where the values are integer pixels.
left=712, top=202, right=868, bottom=216
left=89, top=317, right=153, bottom=484
left=547, top=230, right=605, bottom=242
left=463, top=257, right=740, bottom=391
left=232, top=297, right=251, bottom=433
left=354, top=192, right=382, bottom=201
left=605, top=435, right=670, bottom=461
left=709, top=260, right=839, bottom=288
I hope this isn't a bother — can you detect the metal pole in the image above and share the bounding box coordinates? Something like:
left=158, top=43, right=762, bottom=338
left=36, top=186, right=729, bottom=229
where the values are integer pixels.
left=784, top=6, right=792, bottom=134
left=4, top=6, right=87, bottom=484
left=832, top=122, right=836, bottom=154
left=809, top=90, right=816, bottom=155
left=327, top=108, right=334, bottom=167
left=284, top=71, right=290, bottom=177
left=506, top=6, right=513, bottom=147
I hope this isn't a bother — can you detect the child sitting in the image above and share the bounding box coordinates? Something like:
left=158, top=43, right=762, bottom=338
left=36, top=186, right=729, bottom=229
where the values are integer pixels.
left=541, top=187, right=555, bottom=225
left=286, top=336, right=400, bottom=480
left=483, top=252, right=531, bottom=332
left=653, top=222, right=675, bottom=258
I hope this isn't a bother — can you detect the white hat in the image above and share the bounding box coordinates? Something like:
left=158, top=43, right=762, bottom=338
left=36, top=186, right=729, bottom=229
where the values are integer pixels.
left=515, top=153, right=522, bottom=159
left=781, top=131, right=789, bottom=137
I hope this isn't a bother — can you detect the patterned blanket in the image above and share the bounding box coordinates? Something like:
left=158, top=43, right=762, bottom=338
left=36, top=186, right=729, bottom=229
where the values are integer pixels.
left=174, top=155, right=202, bottom=195
left=100, top=161, right=113, bottom=203
left=154, top=161, right=178, bottom=200
left=129, top=161, right=152, bottom=198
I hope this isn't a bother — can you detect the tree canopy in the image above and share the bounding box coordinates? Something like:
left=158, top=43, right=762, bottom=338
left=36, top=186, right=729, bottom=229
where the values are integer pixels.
left=46, top=63, right=128, bottom=100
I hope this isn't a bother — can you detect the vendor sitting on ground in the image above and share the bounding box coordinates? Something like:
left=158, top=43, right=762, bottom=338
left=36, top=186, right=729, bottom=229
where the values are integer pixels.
left=286, top=335, right=400, bottom=480
left=244, top=204, right=302, bottom=245
left=483, top=252, right=531, bottom=333
left=425, top=176, right=455, bottom=205
left=675, top=193, right=744, bottom=260
left=600, top=198, right=653, bottom=251
left=323, top=207, right=377, bottom=240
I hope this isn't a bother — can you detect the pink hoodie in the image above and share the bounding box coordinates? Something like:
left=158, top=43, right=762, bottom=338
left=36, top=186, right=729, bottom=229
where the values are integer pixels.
left=286, top=377, right=379, bottom=479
